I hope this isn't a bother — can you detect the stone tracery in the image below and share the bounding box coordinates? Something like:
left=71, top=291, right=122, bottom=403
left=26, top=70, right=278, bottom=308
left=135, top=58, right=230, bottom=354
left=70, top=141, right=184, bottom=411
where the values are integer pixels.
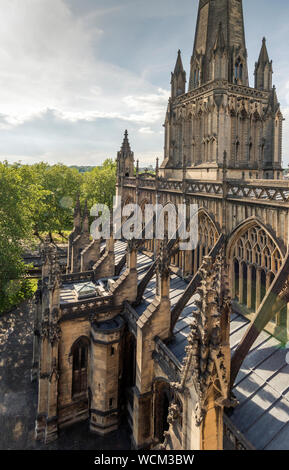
left=228, top=222, right=284, bottom=321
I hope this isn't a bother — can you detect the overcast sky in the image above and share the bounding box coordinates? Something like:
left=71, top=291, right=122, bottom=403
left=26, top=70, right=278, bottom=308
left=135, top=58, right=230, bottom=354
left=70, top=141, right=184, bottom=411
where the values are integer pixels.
left=0, top=0, right=289, bottom=167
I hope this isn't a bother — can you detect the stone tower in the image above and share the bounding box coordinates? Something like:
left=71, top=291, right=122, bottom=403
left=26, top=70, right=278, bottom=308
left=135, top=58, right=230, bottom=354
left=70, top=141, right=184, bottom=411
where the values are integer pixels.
left=171, top=50, right=186, bottom=99
left=189, top=0, right=248, bottom=88
left=254, top=38, right=273, bottom=91
left=117, top=130, right=134, bottom=179
left=161, top=0, right=283, bottom=181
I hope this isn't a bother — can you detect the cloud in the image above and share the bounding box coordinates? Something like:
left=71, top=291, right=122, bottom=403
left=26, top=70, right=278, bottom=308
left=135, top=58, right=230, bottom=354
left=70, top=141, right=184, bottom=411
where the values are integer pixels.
left=138, top=127, right=155, bottom=135
left=0, top=0, right=288, bottom=166
left=0, top=0, right=169, bottom=164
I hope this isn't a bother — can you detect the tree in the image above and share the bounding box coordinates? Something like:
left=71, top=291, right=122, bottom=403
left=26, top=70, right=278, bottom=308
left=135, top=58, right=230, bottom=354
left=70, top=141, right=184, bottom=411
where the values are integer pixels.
left=22, top=163, right=82, bottom=238
left=81, top=159, right=116, bottom=210
left=0, top=162, right=45, bottom=312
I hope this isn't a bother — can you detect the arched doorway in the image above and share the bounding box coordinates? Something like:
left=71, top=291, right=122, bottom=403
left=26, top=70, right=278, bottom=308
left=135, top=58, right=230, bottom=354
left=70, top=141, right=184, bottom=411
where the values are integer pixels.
left=154, top=381, right=172, bottom=443
left=120, top=331, right=136, bottom=428
left=71, top=336, right=89, bottom=398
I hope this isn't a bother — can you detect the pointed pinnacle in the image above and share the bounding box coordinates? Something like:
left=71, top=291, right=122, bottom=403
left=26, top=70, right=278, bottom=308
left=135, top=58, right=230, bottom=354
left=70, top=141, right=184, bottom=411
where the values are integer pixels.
left=258, top=37, right=270, bottom=64
left=74, top=194, right=81, bottom=216
left=174, top=49, right=184, bottom=74
left=121, top=129, right=132, bottom=154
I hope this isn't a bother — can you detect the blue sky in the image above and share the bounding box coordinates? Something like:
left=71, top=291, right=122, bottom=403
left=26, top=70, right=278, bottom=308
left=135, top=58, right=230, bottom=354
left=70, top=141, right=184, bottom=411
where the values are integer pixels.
left=0, top=0, right=289, bottom=167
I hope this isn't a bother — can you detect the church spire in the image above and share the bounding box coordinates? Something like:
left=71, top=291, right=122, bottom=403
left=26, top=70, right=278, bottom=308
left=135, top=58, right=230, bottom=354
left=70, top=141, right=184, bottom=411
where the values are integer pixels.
left=189, top=0, right=249, bottom=89
left=121, top=130, right=132, bottom=154
left=73, top=194, right=82, bottom=231
left=171, top=50, right=186, bottom=99
left=174, top=49, right=184, bottom=74
left=254, top=37, right=273, bottom=91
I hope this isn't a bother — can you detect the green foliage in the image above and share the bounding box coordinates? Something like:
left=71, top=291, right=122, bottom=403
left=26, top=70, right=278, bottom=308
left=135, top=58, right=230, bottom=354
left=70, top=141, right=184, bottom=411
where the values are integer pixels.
left=0, top=161, right=43, bottom=310
left=27, top=163, right=82, bottom=233
left=0, top=276, right=38, bottom=314
left=81, top=158, right=116, bottom=210
left=0, top=158, right=116, bottom=314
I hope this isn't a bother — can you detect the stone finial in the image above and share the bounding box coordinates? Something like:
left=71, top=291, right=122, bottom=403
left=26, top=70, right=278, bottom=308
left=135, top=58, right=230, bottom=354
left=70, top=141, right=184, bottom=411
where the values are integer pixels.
left=74, top=194, right=81, bottom=217
left=83, top=200, right=90, bottom=233
left=156, top=157, right=159, bottom=177
left=120, top=130, right=132, bottom=154
left=254, top=36, right=273, bottom=90
left=174, top=49, right=185, bottom=75
left=157, top=235, right=170, bottom=279
left=171, top=50, right=186, bottom=98
left=169, top=252, right=231, bottom=428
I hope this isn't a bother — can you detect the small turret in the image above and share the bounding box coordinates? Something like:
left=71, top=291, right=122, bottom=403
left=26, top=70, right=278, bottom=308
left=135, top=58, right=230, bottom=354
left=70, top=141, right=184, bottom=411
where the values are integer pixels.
left=82, top=200, right=90, bottom=233
left=117, top=130, right=134, bottom=178
left=73, top=194, right=82, bottom=231
left=254, top=38, right=273, bottom=91
left=171, top=50, right=186, bottom=99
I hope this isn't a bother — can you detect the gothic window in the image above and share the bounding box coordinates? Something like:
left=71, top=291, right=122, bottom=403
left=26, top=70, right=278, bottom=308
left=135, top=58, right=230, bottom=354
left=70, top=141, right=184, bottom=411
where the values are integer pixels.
left=255, top=244, right=262, bottom=265
left=264, top=247, right=271, bottom=270
left=236, top=141, right=240, bottom=160
left=236, top=239, right=244, bottom=259
left=229, top=224, right=283, bottom=320
left=194, top=68, right=200, bottom=88
left=249, top=142, right=252, bottom=161
left=234, top=58, right=243, bottom=83
left=245, top=241, right=253, bottom=264
left=239, top=63, right=243, bottom=80
left=192, top=212, right=219, bottom=275
left=71, top=337, right=89, bottom=397
left=273, top=250, right=282, bottom=272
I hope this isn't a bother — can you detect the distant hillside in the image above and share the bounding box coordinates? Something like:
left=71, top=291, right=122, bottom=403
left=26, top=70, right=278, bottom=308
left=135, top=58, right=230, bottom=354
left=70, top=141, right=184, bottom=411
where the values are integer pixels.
left=69, top=165, right=96, bottom=173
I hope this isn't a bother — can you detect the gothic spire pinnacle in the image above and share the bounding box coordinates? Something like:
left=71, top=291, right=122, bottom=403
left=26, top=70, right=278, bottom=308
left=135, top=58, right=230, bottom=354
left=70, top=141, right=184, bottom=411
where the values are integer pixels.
left=117, top=130, right=135, bottom=178
left=257, top=37, right=270, bottom=65
left=171, top=50, right=186, bottom=98
left=120, top=130, right=132, bottom=155
left=74, top=194, right=81, bottom=215
left=190, top=0, right=248, bottom=88
left=255, top=37, right=273, bottom=90
left=174, top=49, right=184, bottom=75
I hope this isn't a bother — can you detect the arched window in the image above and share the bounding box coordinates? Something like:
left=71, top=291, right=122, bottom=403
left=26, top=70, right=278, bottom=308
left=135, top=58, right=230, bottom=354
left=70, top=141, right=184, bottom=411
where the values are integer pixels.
left=234, top=58, right=243, bottom=83
left=193, top=68, right=200, bottom=88
left=71, top=337, right=89, bottom=397
left=154, top=381, right=172, bottom=443
left=239, top=63, right=243, bottom=80
left=192, top=211, right=219, bottom=275
left=230, top=223, right=283, bottom=314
